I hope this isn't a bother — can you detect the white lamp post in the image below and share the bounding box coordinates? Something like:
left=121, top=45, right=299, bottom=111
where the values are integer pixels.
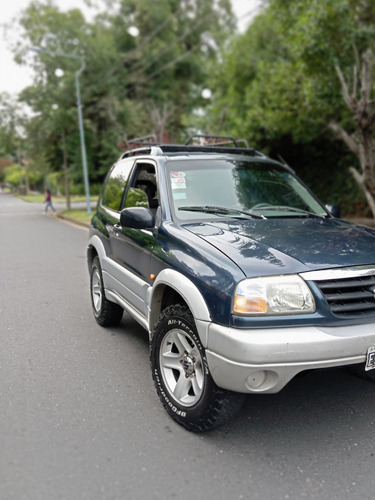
left=29, top=46, right=91, bottom=215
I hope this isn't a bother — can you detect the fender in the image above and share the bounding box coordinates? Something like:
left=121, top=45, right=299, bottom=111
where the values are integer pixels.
left=87, top=234, right=107, bottom=269
left=89, top=237, right=212, bottom=346
left=87, top=234, right=115, bottom=291
left=148, top=269, right=212, bottom=346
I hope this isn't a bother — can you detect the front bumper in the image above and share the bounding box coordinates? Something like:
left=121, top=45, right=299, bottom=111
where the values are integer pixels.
left=205, top=322, right=375, bottom=393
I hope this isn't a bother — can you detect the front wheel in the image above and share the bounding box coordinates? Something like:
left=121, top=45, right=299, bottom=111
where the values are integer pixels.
left=150, top=304, right=244, bottom=432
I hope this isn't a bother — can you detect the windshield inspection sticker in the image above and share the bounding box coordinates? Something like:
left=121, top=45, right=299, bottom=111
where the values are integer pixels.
left=170, top=172, right=186, bottom=190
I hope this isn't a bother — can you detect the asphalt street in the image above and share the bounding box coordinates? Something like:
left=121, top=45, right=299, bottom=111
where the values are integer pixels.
left=1, top=192, right=375, bottom=500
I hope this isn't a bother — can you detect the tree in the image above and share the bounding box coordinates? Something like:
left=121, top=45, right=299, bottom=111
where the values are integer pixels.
left=205, top=0, right=375, bottom=215
left=0, top=93, right=26, bottom=160
left=11, top=0, right=235, bottom=193
left=329, top=50, right=375, bottom=218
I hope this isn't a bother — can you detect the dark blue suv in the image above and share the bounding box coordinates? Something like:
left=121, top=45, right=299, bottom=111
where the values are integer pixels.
left=88, top=136, right=375, bottom=432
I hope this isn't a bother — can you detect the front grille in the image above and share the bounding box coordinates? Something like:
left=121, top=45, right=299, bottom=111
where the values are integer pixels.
left=315, top=274, right=375, bottom=318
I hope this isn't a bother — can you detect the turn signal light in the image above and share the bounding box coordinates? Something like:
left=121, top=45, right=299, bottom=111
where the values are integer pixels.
left=233, top=296, right=268, bottom=314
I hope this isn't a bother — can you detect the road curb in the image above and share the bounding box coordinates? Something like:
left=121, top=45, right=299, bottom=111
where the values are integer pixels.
left=57, top=213, right=90, bottom=229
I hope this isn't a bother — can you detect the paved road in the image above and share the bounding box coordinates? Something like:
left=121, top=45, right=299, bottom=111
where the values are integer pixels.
left=1, top=193, right=375, bottom=500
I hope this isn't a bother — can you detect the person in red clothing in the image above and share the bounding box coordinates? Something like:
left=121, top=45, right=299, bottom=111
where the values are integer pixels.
left=44, top=189, right=56, bottom=213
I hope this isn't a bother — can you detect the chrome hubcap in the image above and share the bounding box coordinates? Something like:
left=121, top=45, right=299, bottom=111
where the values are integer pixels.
left=181, top=353, right=196, bottom=378
left=160, top=329, right=204, bottom=407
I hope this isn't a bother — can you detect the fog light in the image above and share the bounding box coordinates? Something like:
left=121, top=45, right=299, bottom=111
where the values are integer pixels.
left=247, top=371, right=266, bottom=389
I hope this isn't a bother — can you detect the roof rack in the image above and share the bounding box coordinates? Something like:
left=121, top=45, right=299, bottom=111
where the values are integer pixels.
left=185, top=134, right=249, bottom=148
left=120, top=144, right=264, bottom=160
left=119, top=134, right=263, bottom=160
left=127, top=134, right=157, bottom=149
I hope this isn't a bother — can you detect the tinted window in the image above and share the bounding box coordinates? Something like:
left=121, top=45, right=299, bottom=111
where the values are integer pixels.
left=102, top=160, right=134, bottom=211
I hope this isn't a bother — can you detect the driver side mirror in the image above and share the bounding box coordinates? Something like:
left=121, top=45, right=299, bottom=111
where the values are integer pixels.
left=120, top=207, right=155, bottom=229
left=325, top=204, right=341, bottom=218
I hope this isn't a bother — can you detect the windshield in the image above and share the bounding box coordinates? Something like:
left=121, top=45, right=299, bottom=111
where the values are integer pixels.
left=166, top=159, right=328, bottom=221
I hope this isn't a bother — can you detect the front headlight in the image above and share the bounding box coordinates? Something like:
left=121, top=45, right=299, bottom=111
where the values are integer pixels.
left=232, top=275, right=316, bottom=316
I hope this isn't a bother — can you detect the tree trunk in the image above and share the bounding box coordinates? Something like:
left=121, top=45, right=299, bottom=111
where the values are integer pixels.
left=330, top=49, right=375, bottom=219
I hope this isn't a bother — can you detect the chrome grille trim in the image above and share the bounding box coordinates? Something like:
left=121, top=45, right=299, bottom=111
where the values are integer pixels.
left=300, top=266, right=375, bottom=318
left=300, top=265, right=375, bottom=282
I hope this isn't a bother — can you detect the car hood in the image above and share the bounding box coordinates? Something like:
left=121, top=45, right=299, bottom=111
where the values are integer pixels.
left=183, top=217, right=375, bottom=278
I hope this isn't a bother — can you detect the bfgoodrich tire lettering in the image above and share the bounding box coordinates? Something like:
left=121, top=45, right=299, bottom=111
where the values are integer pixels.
left=90, top=255, right=123, bottom=326
left=150, top=304, right=244, bottom=432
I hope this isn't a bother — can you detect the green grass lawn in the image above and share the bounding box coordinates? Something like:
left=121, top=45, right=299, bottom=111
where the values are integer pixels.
left=17, top=193, right=48, bottom=203
left=60, top=209, right=92, bottom=226
left=17, top=193, right=97, bottom=204
left=13, top=192, right=95, bottom=225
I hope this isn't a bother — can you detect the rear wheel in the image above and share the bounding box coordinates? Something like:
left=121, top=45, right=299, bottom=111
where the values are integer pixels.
left=150, top=304, right=244, bottom=432
left=90, top=256, right=123, bottom=326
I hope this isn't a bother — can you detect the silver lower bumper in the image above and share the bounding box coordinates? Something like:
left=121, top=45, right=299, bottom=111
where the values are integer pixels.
left=206, top=322, right=375, bottom=393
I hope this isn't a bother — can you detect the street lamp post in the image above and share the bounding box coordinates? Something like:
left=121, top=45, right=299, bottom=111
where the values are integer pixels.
left=29, top=46, right=91, bottom=215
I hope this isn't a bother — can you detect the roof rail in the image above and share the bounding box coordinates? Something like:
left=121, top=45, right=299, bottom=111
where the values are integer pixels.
left=120, top=146, right=162, bottom=159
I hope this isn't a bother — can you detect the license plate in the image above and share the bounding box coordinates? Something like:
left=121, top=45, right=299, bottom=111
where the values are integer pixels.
left=365, top=346, right=375, bottom=371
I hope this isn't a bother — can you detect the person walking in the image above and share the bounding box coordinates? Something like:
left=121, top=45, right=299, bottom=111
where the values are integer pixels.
left=44, top=189, right=56, bottom=214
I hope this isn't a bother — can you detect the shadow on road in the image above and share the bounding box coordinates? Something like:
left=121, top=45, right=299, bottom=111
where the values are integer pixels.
left=210, top=365, right=375, bottom=452
left=105, top=310, right=375, bottom=450
left=108, top=311, right=150, bottom=345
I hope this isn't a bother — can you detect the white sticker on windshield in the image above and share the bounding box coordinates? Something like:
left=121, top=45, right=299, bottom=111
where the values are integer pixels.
left=170, top=172, right=186, bottom=190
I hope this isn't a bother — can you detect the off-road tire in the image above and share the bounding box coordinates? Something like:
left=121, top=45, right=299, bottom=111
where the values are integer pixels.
left=150, top=304, right=244, bottom=432
left=90, top=256, right=123, bottom=326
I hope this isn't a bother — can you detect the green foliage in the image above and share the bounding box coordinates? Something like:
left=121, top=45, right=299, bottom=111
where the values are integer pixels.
left=3, top=165, right=20, bottom=187
left=205, top=0, right=375, bottom=216
left=266, top=135, right=369, bottom=215
left=9, top=0, right=234, bottom=192
left=8, top=0, right=375, bottom=216
left=0, top=93, right=27, bottom=159
left=274, top=0, right=375, bottom=71
left=4, top=163, right=41, bottom=188
left=44, top=171, right=62, bottom=194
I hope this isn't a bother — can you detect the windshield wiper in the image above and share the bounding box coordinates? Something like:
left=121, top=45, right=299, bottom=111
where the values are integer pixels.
left=258, top=206, right=326, bottom=218
left=178, top=205, right=266, bottom=219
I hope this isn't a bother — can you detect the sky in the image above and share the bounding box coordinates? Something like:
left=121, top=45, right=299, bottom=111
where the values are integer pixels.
left=0, top=0, right=263, bottom=96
